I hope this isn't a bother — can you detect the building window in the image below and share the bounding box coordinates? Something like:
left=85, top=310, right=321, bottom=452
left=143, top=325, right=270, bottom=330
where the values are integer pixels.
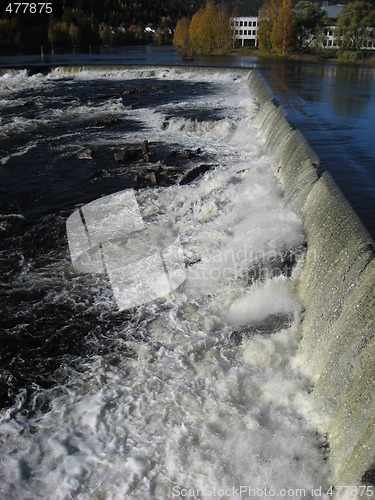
left=253, top=21, right=257, bottom=26
left=240, top=21, right=243, bottom=26
left=244, top=21, right=248, bottom=26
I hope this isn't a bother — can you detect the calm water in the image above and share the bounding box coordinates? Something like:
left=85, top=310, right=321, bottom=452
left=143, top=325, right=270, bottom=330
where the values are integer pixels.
left=259, top=61, right=375, bottom=237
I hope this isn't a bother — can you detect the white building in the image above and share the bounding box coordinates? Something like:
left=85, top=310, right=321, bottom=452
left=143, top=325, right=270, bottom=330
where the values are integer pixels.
left=231, top=5, right=375, bottom=51
left=231, top=17, right=258, bottom=47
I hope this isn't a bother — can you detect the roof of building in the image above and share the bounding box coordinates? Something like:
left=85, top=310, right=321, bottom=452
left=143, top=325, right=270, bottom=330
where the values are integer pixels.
left=322, top=3, right=342, bottom=20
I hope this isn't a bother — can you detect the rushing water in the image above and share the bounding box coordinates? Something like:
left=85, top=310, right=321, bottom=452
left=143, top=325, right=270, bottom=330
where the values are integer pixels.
left=0, top=67, right=331, bottom=498
left=1, top=47, right=374, bottom=237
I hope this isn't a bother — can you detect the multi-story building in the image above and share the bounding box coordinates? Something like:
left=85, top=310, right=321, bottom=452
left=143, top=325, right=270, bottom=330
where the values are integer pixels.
left=231, top=17, right=258, bottom=47
left=321, top=2, right=340, bottom=49
left=231, top=3, right=375, bottom=51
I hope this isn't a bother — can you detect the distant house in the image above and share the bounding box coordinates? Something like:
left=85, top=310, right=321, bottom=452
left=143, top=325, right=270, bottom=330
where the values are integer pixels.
left=231, top=2, right=375, bottom=51
left=230, top=17, right=259, bottom=47
left=321, top=1, right=341, bottom=48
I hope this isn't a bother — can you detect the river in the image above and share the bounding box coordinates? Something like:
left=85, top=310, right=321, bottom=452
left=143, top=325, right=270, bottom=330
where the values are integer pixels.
left=0, top=47, right=373, bottom=498
left=1, top=46, right=374, bottom=236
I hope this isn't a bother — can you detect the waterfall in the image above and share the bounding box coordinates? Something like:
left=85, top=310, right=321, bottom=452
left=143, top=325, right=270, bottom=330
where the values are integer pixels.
left=248, top=69, right=375, bottom=486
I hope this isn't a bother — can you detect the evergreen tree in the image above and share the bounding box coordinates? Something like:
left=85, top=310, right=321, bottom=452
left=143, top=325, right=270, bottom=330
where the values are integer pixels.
left=294, top=1, right=328, bottom=52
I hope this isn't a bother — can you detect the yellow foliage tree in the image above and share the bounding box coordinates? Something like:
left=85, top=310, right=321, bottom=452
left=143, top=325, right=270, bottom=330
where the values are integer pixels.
left=216, top=1, right=232, bottom=49
left=258, top=0, right=277, bottom=51
left=69, top=22, right=80, bottom=46
left=258, top=0, right=294, bottom=54
left=189, top=7, right=207, bottom=51
left=48, top=21, right=70, bottom=48
left=173, top=17, right=190, bottom=50
left=175, top=1, right=231, bottom=54
left=271, top=0, right=294, bottom=54
left=99, top=23, right=114, bottom=46
left=189, top=0, right=220, bottom=52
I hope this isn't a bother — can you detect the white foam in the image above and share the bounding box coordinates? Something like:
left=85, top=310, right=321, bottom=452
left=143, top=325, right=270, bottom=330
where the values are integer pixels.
left=0, top=69, right=331, bottom=499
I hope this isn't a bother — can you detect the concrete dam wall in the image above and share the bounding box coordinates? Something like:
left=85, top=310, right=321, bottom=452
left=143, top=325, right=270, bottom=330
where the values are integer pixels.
left=247, top=70, right=375, bottom=486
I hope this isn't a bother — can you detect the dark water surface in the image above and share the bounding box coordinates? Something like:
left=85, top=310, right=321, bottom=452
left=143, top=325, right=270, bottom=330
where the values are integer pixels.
left=0, top=69, right=216, bottom=408
left=259, top=61, right=375, bottom=237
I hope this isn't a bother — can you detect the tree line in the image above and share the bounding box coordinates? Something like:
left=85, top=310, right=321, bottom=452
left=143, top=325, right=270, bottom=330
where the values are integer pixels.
left=173, top=0, right=375, bottom=58
left=0, top=0, right=206, bottom=49
left=258, top=0, right=375, bottom=55
left=174, top=1, right=233, bottom=54
left=1, top=0, right=374, bottom=55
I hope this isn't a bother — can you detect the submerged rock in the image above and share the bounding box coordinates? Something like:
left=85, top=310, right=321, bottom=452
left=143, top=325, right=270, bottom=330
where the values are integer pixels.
left=90, top=116, right=122, bottom=127
left=179, top=164, right=214, bottom=185
left=230, top=313, right=293, bottom=345
left=114, top=140, right=153, bottom=164
left=134, top=163, right=176, bottom=186
left=78, top=149, right=93, bottom=160
left=114, top=147, right=142, bottom=163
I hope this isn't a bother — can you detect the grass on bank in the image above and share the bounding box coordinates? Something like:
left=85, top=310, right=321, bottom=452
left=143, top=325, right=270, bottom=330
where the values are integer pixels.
left=195, top=45, right=375, bottom=65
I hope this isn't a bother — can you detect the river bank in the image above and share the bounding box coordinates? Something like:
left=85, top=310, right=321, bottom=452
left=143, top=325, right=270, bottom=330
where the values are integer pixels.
left=193, top=45, right=375, bottom=65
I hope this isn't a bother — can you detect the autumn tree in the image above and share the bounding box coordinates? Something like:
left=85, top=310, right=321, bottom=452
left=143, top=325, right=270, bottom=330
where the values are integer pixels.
left=271, top=0, right=294, bottom=55
left=153, top=27, right=163, bottom=45
left=204, top=0, right=218, bottom=51
left=258, top=0, right=294, bottom=54
left=335, top=0, right=375, bottom=52
left=189, top=7, right=206, bottom=51
left=0, top=19, right=13, bottom=48
left=216, top=1, right=232, bottom=49
left=189, top=0, right=220, bottom=52
left=258, top=0, right=277, bottom=51
left=173, top=16, right=190, bottom=50
left=69, top=22, right=80, bottom=46
left=48, top=21, right=70, bottom=48
left=99, top=23, right=114, bottom=46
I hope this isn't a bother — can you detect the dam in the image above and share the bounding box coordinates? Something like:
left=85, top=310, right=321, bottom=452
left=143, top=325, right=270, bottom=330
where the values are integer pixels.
left=0, top=64, right=374, bottom=497
left=248, top=69, right=375, bottom=488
